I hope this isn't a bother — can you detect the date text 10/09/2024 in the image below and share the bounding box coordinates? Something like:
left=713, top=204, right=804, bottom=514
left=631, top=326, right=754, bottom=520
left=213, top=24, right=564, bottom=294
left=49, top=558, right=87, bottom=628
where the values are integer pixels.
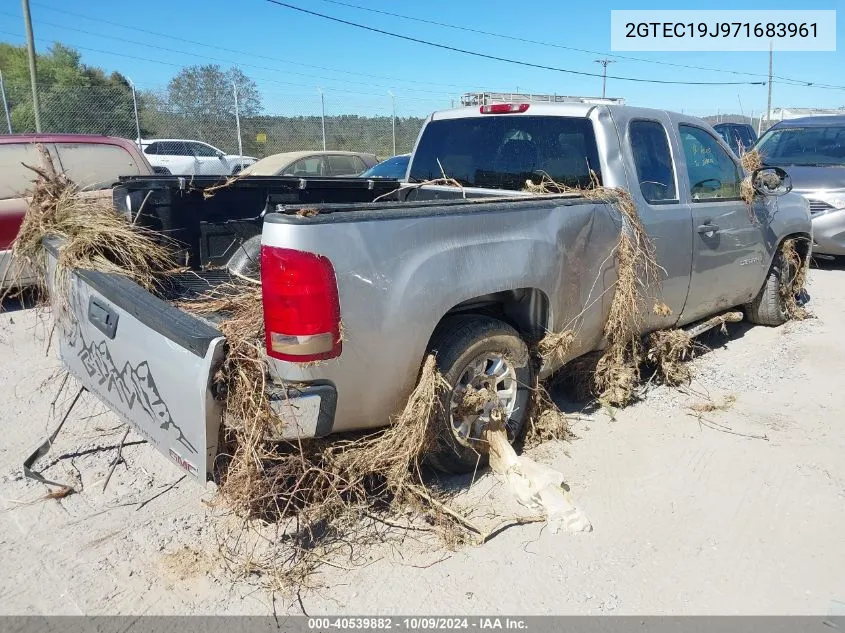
left=625, top=22, right=818, bottom=39
left=307, top=617, right=528, bottom=630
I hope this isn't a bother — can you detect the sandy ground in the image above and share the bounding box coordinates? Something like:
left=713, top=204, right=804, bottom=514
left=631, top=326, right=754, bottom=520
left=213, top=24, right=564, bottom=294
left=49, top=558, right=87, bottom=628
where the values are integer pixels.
left=1, top=263, right=844, bottom=616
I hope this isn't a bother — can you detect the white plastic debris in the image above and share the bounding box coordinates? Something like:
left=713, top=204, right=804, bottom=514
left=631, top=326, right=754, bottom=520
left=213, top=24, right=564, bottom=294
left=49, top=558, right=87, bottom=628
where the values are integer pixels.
left=484, top=417, right=592, bottom=534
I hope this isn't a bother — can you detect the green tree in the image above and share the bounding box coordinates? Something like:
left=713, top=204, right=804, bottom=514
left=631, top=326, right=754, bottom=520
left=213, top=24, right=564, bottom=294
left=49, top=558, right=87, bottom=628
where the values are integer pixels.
left=0, top=43, right=139, bottom=136
left=148, top=64, right=261, bottom=150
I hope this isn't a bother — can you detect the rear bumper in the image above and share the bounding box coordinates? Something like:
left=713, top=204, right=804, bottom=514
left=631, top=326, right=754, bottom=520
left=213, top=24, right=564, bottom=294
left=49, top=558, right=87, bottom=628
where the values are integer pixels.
left=812, top=209, right=845, bottom=256
left=267, top=383, right=338, bottom=440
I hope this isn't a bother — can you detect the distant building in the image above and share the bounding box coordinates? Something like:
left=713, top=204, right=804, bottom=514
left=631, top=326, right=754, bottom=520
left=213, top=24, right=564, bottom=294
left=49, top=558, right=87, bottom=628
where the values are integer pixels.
left=460, top=92, right=625, bottom=107
left=758, top=107, right=845, bottom=134
left=769, top=107, right=845, bottom=121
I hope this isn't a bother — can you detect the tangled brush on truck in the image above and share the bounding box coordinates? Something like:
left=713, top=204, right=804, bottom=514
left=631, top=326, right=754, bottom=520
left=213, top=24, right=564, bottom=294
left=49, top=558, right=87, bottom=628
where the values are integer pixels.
left=739, top=149, right=763, bottom=209
left=178, top=281, right=486, bottom=585
left=4, top=145, right=175, bottom=307
left=780, top=237, right=811, bottom=321
left=526, top=175, right=665, bottom=406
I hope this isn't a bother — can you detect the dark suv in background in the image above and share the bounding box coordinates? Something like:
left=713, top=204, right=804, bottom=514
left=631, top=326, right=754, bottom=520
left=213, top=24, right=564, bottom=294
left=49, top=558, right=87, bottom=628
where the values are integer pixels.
left=714, top=122, right=758, bottom=155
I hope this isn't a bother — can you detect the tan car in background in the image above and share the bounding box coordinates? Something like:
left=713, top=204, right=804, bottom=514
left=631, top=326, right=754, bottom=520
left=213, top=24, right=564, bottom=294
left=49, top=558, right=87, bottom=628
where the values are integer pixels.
left=0, top=134, right=154, bottom=292
left=240, top=150, right=378, bottom=177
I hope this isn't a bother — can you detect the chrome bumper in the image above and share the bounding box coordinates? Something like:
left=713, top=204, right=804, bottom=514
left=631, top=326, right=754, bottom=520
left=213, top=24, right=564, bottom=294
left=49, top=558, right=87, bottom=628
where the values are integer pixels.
left=812, top=209, right=845, bottom=256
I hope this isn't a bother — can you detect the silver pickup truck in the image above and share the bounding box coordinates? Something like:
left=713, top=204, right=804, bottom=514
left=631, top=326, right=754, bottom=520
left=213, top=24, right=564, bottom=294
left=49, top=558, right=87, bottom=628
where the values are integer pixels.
left=44, top=103, right=811, bottom=480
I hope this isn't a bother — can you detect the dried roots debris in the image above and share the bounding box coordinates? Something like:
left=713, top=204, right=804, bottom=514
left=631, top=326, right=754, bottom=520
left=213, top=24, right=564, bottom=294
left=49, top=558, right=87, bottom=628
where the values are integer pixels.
left=527, top=176, right=665, bottom=406
left=586, top=187, right=663, bottom=406
left=646, top=329, right=696, bottom=386
left=780, top=238, right=811, bottom=320
left=6, top=145, right=174, bottom=305
left=523, top=382, right=573, bottom=447
left=537, top=329, right=575, bottom=368
left=181, top=283, right=470, bottom=587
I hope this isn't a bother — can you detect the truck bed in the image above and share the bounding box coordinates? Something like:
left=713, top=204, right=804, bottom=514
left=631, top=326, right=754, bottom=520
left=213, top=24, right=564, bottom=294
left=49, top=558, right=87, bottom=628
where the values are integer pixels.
left=44, top=190, right=613, bottom=481
left=114, top=175, right=404, bottom=269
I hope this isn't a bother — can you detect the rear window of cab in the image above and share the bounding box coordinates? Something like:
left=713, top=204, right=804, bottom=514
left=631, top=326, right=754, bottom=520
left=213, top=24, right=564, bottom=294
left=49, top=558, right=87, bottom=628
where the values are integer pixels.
left=409, top=115, right=601, bottom=190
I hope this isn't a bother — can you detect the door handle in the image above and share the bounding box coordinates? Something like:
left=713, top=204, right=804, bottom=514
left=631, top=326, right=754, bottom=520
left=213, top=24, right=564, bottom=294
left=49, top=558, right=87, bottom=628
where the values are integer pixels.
left=697, top=223, right=720, bottom=234
left=88, top=297, right=119, bottom=339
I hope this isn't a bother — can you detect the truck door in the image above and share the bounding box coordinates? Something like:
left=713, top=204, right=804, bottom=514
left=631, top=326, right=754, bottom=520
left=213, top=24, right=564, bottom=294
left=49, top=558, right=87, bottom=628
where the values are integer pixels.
left=620, top=116, right=694, bottom=331
left=674, top=122, right=765, bottom=324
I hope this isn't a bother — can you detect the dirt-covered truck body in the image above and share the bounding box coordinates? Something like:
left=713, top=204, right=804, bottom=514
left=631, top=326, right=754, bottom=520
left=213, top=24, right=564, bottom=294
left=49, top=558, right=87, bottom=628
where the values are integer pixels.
left=42, top=103, right=811, bottom=481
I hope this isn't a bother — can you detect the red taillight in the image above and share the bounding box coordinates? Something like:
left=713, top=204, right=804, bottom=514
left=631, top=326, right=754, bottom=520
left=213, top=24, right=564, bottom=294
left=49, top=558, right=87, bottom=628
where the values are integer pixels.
left=260, top=246, right=341, bottom=362
left=480, top=103, right=530, bottom=114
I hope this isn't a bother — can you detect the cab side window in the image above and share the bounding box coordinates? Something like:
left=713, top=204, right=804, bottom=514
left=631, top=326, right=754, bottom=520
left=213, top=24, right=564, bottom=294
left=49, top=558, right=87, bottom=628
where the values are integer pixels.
left=629, top=120, right=677, bottom=203
left=679, top=124, right=741, bottom=201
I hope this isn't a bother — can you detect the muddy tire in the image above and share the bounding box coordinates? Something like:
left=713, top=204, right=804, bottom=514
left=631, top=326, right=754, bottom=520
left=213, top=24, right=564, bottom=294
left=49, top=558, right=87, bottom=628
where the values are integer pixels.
left=426, top=315, right=533, bottom=474
left=745, top=250, right=794, bottom=326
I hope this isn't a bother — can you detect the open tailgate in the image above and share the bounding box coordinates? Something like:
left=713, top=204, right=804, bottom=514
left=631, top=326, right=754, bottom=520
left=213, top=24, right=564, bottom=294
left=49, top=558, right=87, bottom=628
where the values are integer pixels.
left=44, top=237, right=226, bottom=482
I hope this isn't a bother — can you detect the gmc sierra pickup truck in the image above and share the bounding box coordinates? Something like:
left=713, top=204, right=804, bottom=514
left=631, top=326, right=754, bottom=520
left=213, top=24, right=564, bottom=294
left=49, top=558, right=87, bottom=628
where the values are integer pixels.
left=42, top=103, right=811, bottom=480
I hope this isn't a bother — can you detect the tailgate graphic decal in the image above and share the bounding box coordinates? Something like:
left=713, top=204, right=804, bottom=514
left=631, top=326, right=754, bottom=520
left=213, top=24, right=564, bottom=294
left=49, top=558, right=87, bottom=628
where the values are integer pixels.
left=68, top=321, right=198, bottom=456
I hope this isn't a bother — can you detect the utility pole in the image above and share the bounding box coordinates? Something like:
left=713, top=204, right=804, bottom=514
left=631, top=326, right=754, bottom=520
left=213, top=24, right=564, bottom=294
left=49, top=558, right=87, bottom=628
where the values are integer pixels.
left=594, top=58, right=615, bottom=99
left=21, top=0, right=41, bottom=132
left=128, top=77, right=141, bottom=147
left=233, top=82, right=243, bottom=169
left=388, top=91, right=396, bottom=156
left=766, top=42, right=773, bottom=132
left=317, top=88, right=326, bottom=151
left=0, top=70, right=12, bottom=134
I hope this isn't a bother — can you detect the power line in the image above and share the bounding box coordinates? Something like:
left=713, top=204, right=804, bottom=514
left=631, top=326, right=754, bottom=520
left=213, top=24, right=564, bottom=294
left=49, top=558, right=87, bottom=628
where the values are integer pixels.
left=0, top=11, right=460, bottom=97
left=0, top=29, right=454, bottom=104
left=27, top=2, right=477, bottom=94
left=313, top=0, right=845, bottom=90
left=265, top=1, right=765, bottom=87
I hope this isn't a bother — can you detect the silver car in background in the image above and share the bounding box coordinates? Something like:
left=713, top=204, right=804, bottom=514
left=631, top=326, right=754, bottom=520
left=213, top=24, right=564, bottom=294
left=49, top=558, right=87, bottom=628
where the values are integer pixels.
left=755, top=115, right=845, bottom=258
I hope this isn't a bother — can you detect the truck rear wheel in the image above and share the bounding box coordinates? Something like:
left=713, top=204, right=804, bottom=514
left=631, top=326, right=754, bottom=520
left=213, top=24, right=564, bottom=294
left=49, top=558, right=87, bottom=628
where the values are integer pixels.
left=745, top=247, right=798, bottom=326
left=426, top=315, right=533, bottom=474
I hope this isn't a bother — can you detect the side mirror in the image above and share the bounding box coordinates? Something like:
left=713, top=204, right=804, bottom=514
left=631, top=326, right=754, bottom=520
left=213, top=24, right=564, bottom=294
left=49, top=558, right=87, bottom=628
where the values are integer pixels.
left=751, top=167, right=792, bottom=197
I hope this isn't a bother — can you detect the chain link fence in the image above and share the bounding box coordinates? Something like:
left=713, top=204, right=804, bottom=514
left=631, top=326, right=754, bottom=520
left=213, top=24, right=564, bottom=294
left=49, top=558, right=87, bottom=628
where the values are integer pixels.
left=0, top=79, right=434, bottom=159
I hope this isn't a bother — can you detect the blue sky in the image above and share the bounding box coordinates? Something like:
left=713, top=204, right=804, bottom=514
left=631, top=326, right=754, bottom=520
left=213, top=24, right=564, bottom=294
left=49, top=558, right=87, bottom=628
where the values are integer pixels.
left=1, top=0, right=843, bottom=119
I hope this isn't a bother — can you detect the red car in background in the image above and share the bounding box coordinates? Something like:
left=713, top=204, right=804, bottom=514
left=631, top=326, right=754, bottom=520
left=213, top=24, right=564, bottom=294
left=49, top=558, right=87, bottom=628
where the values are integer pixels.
left=0, top=134, right=154, bottom=291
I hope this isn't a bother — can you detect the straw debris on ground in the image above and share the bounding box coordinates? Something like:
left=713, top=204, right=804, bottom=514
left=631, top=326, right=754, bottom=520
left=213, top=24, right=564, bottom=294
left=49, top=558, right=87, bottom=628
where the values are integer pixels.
left=688, top=394, right=736, bottom=414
